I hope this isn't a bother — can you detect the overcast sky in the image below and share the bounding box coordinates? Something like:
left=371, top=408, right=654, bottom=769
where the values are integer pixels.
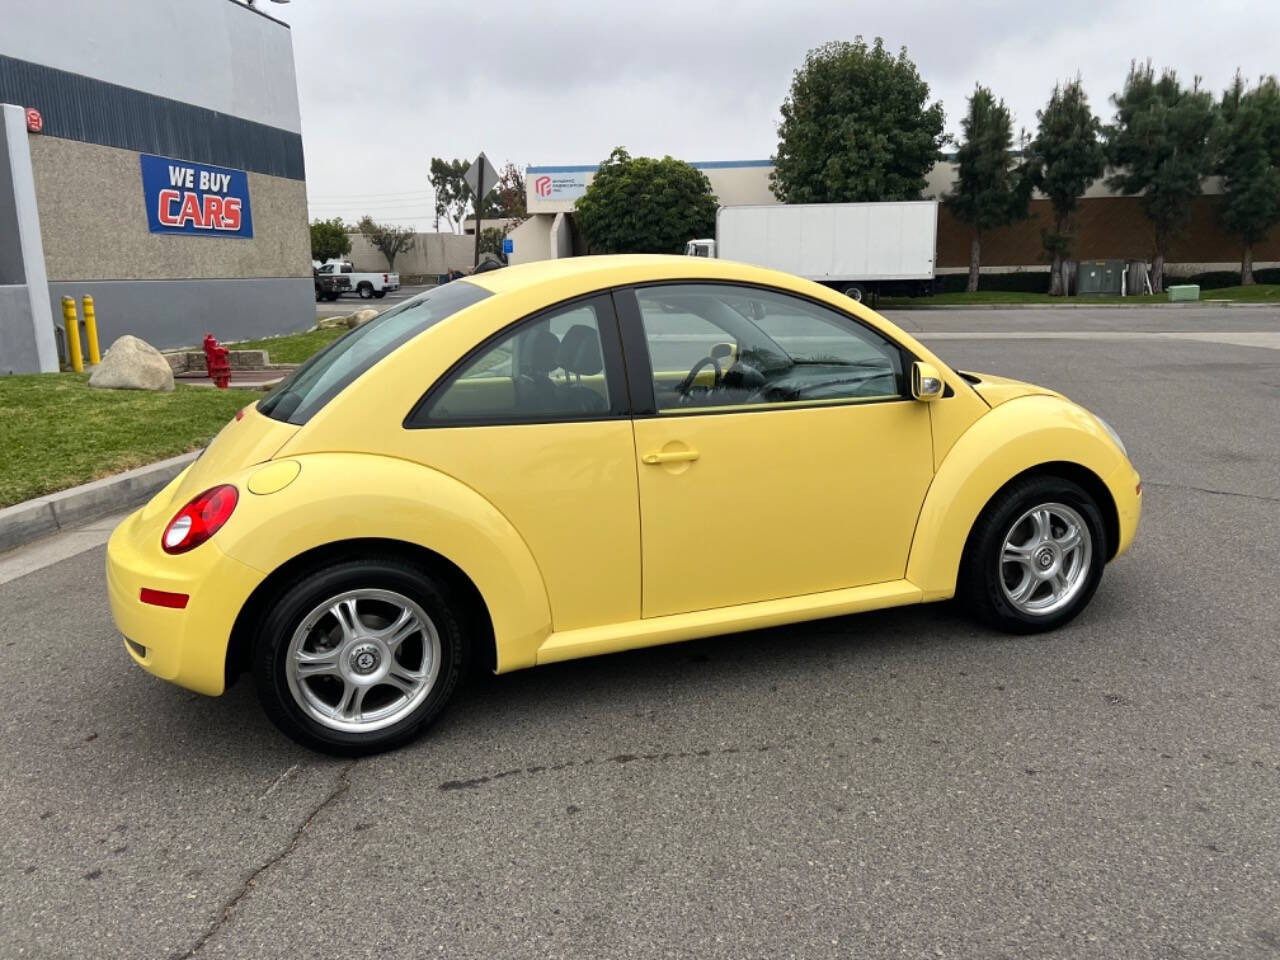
left=282, top=0, right=1280, bottom=232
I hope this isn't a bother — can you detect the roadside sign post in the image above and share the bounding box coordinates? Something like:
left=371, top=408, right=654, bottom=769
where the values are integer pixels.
left=464, top=152, right=500, bottom=268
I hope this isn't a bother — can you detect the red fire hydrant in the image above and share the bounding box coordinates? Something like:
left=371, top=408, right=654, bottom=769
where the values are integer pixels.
left=202, top=333, right=231, bottom=389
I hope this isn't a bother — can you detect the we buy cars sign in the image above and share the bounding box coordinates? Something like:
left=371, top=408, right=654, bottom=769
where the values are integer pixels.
left=140, top=154, right=254, bottom=238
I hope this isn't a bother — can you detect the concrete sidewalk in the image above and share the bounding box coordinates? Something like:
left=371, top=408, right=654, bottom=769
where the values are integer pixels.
left=0, top=450, right=198, bottom=554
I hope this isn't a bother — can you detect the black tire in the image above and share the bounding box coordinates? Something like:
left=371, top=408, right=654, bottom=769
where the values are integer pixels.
left=251, top=557, right=468, bottom=756
left=373, top=290, right=386, bottom=299
left=957, top=475, right=1107, bottom=634
left=358, top=283, right=374, bottom=299
left=325, top=292, right=340, bottom=301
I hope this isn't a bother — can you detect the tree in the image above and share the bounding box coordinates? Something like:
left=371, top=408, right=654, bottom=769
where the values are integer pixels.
left=1105, top=62, right=1217, bottom=292
left=772, top=37, right=945, bottom=203
left=1025, top=78, right=1107, bottom=296
left=430, top=157, right=527, bottom=233
left=1214, top=73, right=1280, bottom=285
left=356, top=215, right=415, bottom=272
left=574, top=148, right=718, bottom=254
left=945, top=85, right=1031, bottom=292
left=309, top=217, right=350, bottom=263
left=491, top=162, right=527, bottom=222
left=429, top=157, right=470, bottom=232
left=479, top=226, right=508, bottom=259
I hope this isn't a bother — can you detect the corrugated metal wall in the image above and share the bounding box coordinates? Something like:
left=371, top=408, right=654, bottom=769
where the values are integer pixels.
left=0, top=55, right=304, bottom=180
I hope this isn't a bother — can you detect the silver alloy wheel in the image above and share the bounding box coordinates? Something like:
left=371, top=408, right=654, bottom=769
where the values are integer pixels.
left=285, top=588, right=441, bottom=734
left=998, top=501, right=1093, bottom=616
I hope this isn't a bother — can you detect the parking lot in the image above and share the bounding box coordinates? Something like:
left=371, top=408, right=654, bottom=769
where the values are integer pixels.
left=315, top=283, right=433, bottom=319
left=2, top=306, right=1278, bottom=959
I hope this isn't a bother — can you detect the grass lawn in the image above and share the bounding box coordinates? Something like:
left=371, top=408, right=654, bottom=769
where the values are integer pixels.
left=877, top=284, right=1280, bottom=307
left=231, top=327, right=347, bottom=364
left=1199, top=284, right=1280, bottom=302
left=0, top=374, right=260, bottom=508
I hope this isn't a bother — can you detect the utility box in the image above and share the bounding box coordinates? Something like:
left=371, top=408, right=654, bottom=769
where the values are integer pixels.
left=1076, top=259, right=1126, bottom=296
left=1167, top=284, right=1200, bottom=302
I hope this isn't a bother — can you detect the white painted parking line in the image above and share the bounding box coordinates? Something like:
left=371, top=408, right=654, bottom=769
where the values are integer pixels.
left=919, top=330, right=1280, bottom=350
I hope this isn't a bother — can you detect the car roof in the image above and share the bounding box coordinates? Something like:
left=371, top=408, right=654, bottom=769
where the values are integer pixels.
left=462, top=254, right=802, bottom=298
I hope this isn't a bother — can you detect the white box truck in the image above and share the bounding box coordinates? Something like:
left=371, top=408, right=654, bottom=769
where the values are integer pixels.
left=685, top=200, right=938, bottom=303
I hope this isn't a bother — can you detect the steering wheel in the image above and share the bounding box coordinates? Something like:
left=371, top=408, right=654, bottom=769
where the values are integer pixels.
left=675, top=355, right=723, bottom=397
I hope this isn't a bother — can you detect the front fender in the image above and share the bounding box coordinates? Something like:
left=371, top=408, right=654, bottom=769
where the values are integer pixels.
left=907, top=395, right=1136, bottom=601
left=214, top=453, right=552, bottom=672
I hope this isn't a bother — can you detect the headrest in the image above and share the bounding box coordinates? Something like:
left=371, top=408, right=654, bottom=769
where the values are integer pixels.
left=558, top=324, right=603, bottom=376
left=525, top=329, right=560, bottom=375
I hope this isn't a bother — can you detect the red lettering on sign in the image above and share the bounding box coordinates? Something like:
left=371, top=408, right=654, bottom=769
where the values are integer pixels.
left=177, top=192, right=202, bottom=227
left=222, top=197, right=242, bottom=231
left=202, top=194, right=223, bottom=227
left=155, top=186, right=244, bottom=231
left=158, top=189, right=182, bottom=226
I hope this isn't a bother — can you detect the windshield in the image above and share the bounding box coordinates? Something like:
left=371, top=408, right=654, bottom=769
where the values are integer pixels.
left=258, top=281, right=491, bottom=424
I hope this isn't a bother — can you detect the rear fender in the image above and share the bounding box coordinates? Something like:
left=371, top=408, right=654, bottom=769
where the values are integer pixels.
left=214, top=453, right=552, bottom=672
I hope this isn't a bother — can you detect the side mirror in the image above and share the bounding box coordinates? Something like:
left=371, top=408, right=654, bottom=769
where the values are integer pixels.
left=911, top=361, right=944, bottom=402
left=710, top=342, right=733, bottom=361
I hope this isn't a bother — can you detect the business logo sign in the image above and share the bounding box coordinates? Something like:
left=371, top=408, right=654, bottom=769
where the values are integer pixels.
left=530, top=170, right=589, bottom=202
left=25, top=108, right=43, bottom=133
left=140, top=154, right=253, bottom=238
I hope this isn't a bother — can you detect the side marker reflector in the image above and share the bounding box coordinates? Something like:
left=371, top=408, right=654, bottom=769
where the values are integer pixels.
left=140, top=588, right=189, bottom=609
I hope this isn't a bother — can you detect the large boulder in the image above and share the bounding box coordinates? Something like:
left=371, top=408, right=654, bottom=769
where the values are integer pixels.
left=89, top=335, right=175, bottom=392
left=348, top=308, right=379, bottom=328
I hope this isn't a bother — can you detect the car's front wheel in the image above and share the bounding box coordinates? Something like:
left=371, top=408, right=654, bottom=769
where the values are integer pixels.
left=958, top=475, right=1107, bottom=633
left=252, top=558, right=466, bottom=755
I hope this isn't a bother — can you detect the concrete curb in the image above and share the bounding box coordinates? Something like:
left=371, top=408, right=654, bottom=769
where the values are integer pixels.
left=880, top=300, right=1280, bottom=311
left=0, top=451, right=200, bottom=555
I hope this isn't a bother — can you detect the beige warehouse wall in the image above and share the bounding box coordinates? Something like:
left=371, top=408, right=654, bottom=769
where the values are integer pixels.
left=346, top=231, right=475, bottom=277
left=507, top=215, right=554, bottom=265
left=29, top=136, right=310, bottom=281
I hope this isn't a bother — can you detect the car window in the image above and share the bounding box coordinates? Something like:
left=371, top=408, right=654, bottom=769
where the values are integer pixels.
left=635, top=284, right=904, bottom=412
left=418, top=299, right=616, bottom=424
left=318, top=264, right=332, bottom=274
left=257, top=281, right=491, bottom=425
left=340, top=264, right=353, bottom=274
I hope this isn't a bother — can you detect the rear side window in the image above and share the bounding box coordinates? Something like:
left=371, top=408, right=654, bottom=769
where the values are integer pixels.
left=408, top=294, right=625, bottom=426
left=258, top=281, right=491, bottom=425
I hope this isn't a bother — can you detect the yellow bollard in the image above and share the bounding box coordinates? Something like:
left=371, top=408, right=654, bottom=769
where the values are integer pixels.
left=61, top=297, right=84, bottom=373
left=81, top=295, right=101, bottom=365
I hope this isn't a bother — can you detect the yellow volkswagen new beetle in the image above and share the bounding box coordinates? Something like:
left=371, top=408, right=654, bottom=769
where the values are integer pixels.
left=107, top=255, right=1141, bottom=754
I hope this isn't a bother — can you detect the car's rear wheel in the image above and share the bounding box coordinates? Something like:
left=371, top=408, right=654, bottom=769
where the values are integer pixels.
left=373, top=290, right=386, bottom=299
left=251, top=558, right=466, bottom=755
left=958, top=475, right=1106, bottom=633
left=358, top=283, right=373, bottom=299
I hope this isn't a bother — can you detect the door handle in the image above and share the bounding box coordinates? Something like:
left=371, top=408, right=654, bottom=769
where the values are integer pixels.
left=642, top=448, right=700, bottom=465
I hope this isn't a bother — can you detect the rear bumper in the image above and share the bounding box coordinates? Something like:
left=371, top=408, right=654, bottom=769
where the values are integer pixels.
left=106, top=507, right=264, bottom=696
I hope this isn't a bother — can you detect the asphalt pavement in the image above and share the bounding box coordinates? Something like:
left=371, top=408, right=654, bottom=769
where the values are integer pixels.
left=2, top=306, right=1278, bottom=959
left=315, top=284, right=433, bottom=318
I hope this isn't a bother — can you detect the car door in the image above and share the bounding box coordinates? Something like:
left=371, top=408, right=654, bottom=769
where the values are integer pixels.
left=616, top=282, right=935, bottom=620
left=402, top=293, right=641, bottom=633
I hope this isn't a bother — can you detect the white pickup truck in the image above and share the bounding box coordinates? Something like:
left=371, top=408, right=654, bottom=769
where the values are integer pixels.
left=315, top=261, right=400, bottom=300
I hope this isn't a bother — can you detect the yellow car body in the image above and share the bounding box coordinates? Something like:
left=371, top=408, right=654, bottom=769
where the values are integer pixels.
left=107, top=255, right=1140, bottom=709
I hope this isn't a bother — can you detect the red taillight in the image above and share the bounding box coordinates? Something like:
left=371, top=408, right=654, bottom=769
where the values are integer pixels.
left=162, top=484, right=238, bottom=555
left=383, top=274, right=388, bottom=283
